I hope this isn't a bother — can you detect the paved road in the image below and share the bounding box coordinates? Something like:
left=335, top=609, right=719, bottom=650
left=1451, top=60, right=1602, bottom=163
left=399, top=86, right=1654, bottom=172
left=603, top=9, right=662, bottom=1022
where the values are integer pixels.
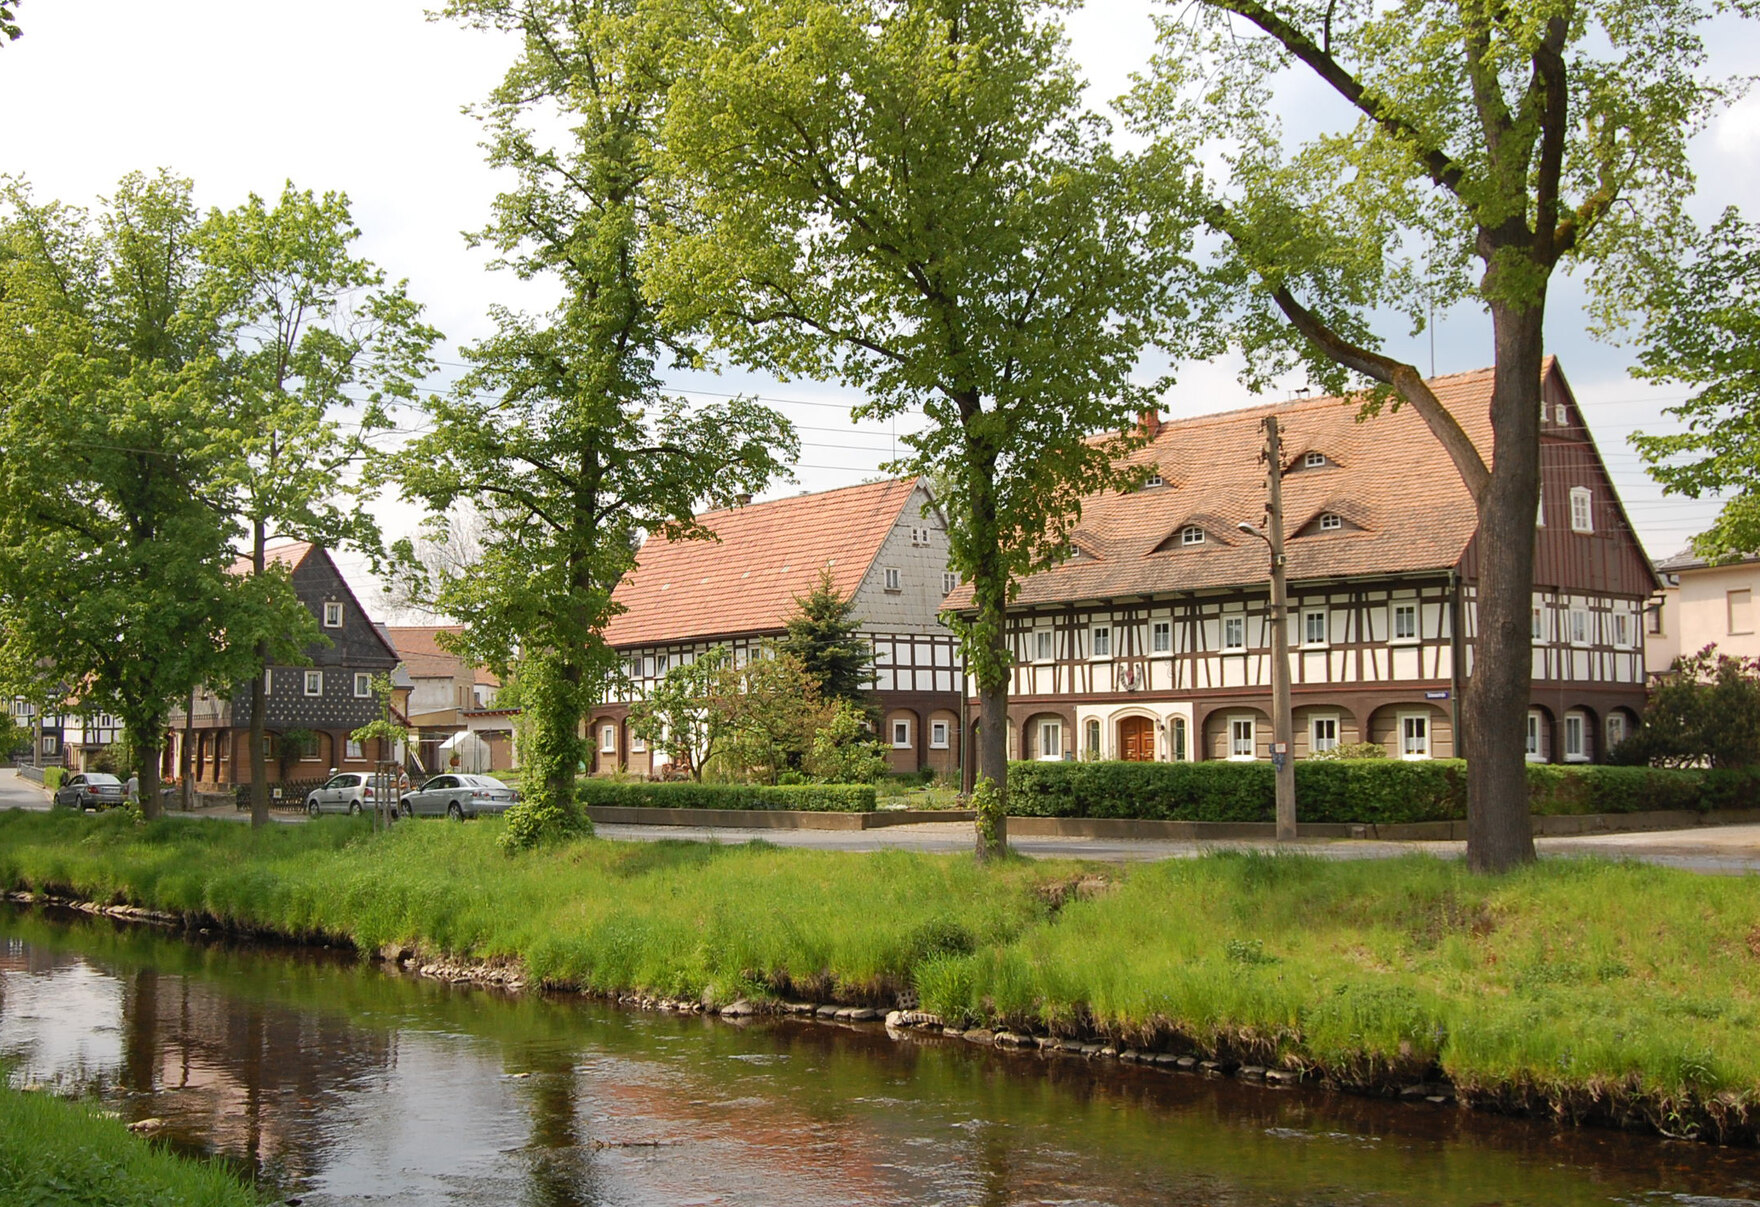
left=4, top=767, right=1757, bottom=872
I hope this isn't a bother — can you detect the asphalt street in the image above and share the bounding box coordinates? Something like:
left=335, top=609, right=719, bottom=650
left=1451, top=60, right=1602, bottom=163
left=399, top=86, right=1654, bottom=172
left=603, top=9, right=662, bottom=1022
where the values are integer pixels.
left=3, top=767, right=1757, bottom=872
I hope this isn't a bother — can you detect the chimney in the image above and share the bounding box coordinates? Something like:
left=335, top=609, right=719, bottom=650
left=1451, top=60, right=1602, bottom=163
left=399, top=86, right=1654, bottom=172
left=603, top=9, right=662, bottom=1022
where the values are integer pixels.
left=1139, top=407, right=1162, bottom=440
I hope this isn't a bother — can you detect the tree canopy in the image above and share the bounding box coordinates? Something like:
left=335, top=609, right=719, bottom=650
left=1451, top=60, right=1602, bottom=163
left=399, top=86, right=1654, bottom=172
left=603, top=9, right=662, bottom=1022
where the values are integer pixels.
left=1132, top=0, right=1746, bottom=871
left=650, top=0, right=1190, bottom=856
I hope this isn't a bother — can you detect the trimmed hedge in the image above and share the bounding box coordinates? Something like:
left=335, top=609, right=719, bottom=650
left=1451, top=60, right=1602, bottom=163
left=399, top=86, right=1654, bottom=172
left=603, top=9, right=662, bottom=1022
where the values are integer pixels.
left=1006, top=759, right=1760, bottom=826
left=577, top=780, right=877, bottom=813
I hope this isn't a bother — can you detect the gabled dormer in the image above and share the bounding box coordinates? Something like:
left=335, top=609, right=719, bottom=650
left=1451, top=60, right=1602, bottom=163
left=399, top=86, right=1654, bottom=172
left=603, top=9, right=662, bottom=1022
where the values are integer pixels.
left=1286, top=447, right=1344, bottom=473
left=1291, top=500, right=1374, bottom=539
left=1151, top=516, right=1234, bottom=553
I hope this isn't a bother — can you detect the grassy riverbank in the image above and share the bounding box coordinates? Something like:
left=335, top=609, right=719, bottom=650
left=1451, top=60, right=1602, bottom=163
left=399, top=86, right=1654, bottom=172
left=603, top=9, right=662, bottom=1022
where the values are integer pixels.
left=2, top=810, right=1756, bottom=1137
left=0, top=1080, right=260, bottom=1206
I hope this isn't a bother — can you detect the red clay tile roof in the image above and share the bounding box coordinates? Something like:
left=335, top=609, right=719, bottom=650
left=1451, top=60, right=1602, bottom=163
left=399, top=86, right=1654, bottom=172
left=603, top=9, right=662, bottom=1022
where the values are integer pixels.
left=602, top=478, right=922, bottom=647
left=227, top=540, right=315, bottom=576
left=946, top=365, right=1519, bottom=611
left=382, top=625, right=501, bottom=687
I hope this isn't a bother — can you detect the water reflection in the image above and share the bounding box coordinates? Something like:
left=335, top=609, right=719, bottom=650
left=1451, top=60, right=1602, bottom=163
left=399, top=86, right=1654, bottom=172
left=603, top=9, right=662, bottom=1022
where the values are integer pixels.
left=2, top=908, right=1759, bottom=1206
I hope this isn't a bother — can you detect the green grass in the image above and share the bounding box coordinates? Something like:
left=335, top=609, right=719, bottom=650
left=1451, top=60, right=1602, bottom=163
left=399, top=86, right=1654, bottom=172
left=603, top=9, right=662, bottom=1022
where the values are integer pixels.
left=1, top=809, right=1757, bottom=1131
left=0, top=1080, right=261, bottom=1206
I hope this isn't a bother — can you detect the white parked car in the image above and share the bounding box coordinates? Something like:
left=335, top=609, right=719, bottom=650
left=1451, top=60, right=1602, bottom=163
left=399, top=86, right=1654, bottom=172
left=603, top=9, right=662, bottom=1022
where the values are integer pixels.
left=303, top=773, right=381, bottom=817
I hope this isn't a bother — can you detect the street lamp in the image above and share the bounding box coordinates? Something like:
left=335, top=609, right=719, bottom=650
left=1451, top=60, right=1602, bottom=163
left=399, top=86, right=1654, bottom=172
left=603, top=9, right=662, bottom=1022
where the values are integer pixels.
left=1239, top=523, right=1297, bottom=839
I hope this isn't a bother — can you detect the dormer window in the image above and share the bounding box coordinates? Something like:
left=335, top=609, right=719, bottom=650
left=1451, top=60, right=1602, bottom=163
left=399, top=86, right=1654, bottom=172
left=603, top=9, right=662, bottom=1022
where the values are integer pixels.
left=1180, top=526, right=1206, bottom=546
left=1143, top=472, right=1164, bottom=487
left=322, top=601, right=343, bottom=628
left=1303, top=451, right=1327, bottom=469
left=1318, top=513, right=1343, bottom=531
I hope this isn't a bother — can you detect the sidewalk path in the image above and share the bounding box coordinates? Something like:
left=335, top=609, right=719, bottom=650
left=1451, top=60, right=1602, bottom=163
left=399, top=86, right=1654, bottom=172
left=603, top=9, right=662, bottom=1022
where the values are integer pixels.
left=3, top=767, right=1756, bottom=872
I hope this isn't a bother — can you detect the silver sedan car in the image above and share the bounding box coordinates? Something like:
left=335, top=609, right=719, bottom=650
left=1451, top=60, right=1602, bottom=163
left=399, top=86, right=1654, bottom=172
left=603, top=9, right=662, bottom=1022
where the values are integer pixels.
left=399, top=774, right=518, bottom=820
left=53, top=772, right=126, bottom=810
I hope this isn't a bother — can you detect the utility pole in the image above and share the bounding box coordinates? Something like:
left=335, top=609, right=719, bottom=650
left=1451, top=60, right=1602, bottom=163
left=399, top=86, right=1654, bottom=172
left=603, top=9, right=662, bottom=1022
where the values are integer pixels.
left=1240, top=413, right=1296, bottom=841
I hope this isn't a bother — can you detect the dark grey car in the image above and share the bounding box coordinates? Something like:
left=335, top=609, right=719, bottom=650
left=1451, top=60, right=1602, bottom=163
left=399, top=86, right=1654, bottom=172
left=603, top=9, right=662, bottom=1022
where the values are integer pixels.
left=399, top=774, right=518, bottom=820
left=53, top=772, right=126, bottom=810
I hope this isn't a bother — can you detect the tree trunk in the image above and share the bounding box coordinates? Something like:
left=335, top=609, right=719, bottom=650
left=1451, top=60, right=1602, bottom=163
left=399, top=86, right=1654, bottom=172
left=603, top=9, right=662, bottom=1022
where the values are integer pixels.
left=138, top=729, right=164, bottom=820
left=179, top=689, right=194, bottom=812
left=1462, top=302, right=1544, bottom=873
left=249, top=520, right=270, bottom=829
left=973, top=584, right=1010, bottom=861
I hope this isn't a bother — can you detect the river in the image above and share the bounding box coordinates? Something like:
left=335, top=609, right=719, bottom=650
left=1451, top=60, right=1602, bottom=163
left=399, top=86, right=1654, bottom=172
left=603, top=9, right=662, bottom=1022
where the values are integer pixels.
left=1, top=906, right=1757, bottom=1206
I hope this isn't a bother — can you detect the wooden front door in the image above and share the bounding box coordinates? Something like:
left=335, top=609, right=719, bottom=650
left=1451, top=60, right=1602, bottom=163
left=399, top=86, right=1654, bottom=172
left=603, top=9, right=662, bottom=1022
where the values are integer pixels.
left=1118, top=716, right=1155, bottom=762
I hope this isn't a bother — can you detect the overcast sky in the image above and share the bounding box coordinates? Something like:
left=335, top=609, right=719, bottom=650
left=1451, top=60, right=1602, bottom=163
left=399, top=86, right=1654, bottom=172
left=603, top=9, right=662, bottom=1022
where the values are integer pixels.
left=4, top=0, right=1756, bottom=607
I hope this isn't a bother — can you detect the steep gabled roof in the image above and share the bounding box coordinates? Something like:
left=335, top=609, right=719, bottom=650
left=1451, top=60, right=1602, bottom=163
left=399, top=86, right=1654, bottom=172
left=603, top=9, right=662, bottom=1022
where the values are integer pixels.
left=947, top=360, right=1636, bottom=609
left=230, top=541, right=400, bottom=666
left=602, top=478, right=925, bottom=647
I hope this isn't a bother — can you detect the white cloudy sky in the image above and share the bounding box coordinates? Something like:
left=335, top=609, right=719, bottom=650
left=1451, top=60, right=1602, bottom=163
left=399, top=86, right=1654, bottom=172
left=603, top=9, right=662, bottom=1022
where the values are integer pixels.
left=4, top=0, right=1758, bottom=606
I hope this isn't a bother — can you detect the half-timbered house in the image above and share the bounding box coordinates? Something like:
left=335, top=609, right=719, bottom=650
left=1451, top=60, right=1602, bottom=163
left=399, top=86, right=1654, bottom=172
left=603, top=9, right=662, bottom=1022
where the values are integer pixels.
left=945, top=360, right=1656, bottom=777
left=595, top=478, right=964, bottom=777
left=166, top=542, right=402, bottom=788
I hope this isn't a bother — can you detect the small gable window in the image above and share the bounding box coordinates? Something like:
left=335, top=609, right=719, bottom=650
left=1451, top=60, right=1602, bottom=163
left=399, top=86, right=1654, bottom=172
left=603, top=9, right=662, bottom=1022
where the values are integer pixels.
left=1180, top=526, right=1206, bottom=546
left=1555, top=403, right=1568, bottom=426
left=1318, top=513, right=1343, bottom=531
left=323, top=601, right=343, bottom=628
left=1143, top=472, right=1164, bottom=487
left=883, top=567, right=902, bottom=592
left=1303, top=451, right=1327, bottom=469
left=1569, top=487, right=1593, bottom=533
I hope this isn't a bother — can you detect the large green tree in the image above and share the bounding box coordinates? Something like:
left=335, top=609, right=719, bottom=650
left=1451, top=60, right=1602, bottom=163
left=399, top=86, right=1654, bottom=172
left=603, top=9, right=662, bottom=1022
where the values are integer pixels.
left=0, top=172, right=303, bottom=817
left=1630, top=210, right=1760, bottom=556
left=397, top=0, right=796, bottom=844
left=649, top=0, right=1187, bottom=858
left=1135, top=0, right=1739, bottom=871
left=202, top=183, right=440, bottom=827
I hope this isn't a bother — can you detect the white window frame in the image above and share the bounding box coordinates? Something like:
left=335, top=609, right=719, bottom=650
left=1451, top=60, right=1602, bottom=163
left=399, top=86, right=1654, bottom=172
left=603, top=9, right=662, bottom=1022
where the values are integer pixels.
left=1169, top=716, right=1188, bottom=762
left=1310, top=714, right=1339, bottom=754
left=1556, top=403, right=1569, bottom=425
left=1084, top=718, right=1102, bottom=758
left=304, top=670, right=323, bottom=697
left=41, top=735, right=57, bottom=756
left=1531, top=606, right=1544, bottom=641
left=1318, top=513, right=1343, bottom=531
left=1563, top=713, right=1588, bottom=762
left=1525, top=711, right=1544, bottom=762
left=354, top=672, right=372, bottom=698
left=929, top=720, right=950, bottom=750
left=1180, top=526, right=1206, bottom=546
left=1151, top=621, right=1171, bottom=653
left=1605, top=713, right=1627, bottom=750
left=1537, top=487, right=1545, bottom=528
left=630, top=734, right=647, bottom=754
left=1091, top=626, right=1112, bottom=659
left=1303, top=451, right=1327, bottom=468
left=883, top=566, right=903, bottom=592
left=1569, top=486, right=1594, bottom=534
left=1391, top=603, right=1418, bottom=643
left=1034, top=629, right=1055, bottom=662
left=1398, top=712, right=1431, bottom=760
left=1569, top=608, right=1589, bottom=646
left=322, top=601, right=343, bottom=628
left=943, top=572, right=958, bottom=595
left=891, top=719, right=912, bottom=749
left=1302, top=610, right=1328, bottom=647
left=345, top=739, right=364, bottom=761
left=1228, top=717, right=1256, bottom=761
left=1222, top=616, right=1246, bottom=651
left=655, top=653, right=670, bottom=675
left=1036, top=720, right=1063, bottom=761
left=599, top=724, right=617, bottom=754
left=1613, top=612, right=1631, bottom=648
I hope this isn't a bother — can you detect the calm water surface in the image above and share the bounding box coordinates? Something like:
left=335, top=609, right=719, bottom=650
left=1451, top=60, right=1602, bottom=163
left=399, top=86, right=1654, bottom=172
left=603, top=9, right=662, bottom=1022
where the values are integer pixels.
left=2, top=906, right=1758, bottom=1206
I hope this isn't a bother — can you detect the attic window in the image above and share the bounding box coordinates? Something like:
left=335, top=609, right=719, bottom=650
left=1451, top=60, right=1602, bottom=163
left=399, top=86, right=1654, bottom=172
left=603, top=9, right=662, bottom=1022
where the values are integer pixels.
left=1180, top=526, right=1206, bottom=546
left=1143, top=472, right=1164, bottom=487
left=1318, top=513, right=1343, bottom=531
left=883, top=567, right=902, bottom=592
left=1303, top=451, right=1327, bottom=468
left=910, top=526, right=931, bottom=546
left=323, top=601, right=343, bottom=628
left=1555, top=403, right=1568, bottom=425
left=1569, top=487, right=1593, bottom=534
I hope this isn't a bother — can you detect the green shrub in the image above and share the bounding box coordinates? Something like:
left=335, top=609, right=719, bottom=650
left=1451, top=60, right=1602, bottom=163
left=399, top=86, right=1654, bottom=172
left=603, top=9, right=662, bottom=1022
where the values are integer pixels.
left=576, top=779, right=876, bottom=813
left=1005, top=759, right=1743, bottom=823
left=42, top=766, right=63, bottom=791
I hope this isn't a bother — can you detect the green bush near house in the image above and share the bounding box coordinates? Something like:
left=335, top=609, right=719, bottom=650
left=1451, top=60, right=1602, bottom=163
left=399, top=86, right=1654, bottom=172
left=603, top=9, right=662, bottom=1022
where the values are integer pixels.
left=576, top=779, right=876, bottom=813
left=42, top=766, right=63, bottom=792
left=1006, top=759, right=1759, bottom=824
